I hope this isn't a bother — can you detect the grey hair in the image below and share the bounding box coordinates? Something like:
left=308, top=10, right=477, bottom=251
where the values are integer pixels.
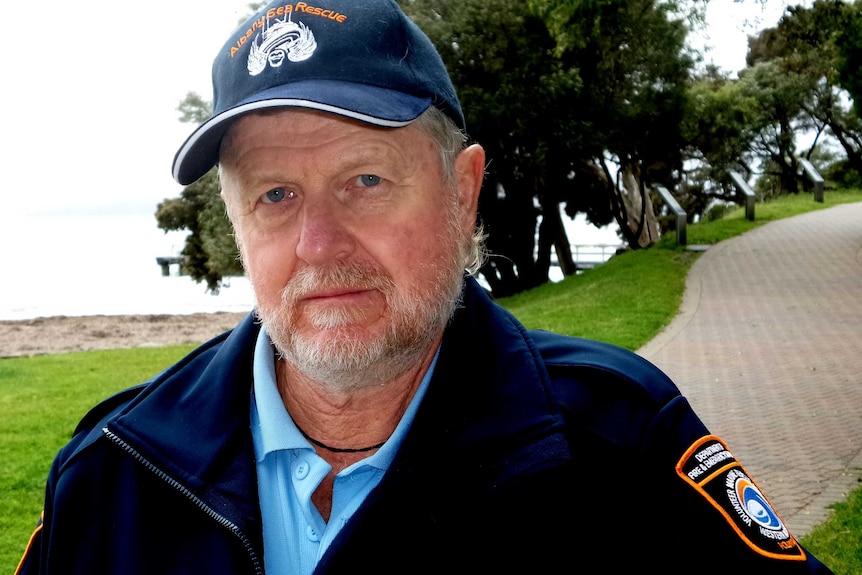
left=412, top=107, right=487, bottom=276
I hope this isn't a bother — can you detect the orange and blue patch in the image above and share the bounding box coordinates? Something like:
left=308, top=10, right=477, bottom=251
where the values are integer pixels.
left=676, top=435, right=806, bottom=561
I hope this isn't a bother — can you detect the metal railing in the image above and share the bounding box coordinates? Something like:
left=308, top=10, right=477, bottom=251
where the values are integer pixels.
left=569, top=244, right=623, bottom=268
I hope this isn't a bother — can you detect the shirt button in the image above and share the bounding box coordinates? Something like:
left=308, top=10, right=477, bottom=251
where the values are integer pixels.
left=295, top=461, right=310, bottom=480
left=306, top=525, right=320, bottom=542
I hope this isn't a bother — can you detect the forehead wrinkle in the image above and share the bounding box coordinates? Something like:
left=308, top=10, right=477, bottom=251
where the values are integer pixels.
left=223, top=114, right=436, bottom=189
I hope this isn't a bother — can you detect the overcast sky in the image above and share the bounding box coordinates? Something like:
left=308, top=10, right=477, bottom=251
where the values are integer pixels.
left=2, top=0, right=792, bottom=218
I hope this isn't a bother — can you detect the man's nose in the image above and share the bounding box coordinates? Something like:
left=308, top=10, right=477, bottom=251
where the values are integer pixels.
left=294, top=199, right=355, bottom=264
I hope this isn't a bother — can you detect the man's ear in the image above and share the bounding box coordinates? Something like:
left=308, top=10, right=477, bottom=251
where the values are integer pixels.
left=455, top=144, right=486, bottom=222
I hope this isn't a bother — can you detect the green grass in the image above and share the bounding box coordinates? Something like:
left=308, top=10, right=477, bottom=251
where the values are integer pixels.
left=801, top=483, right=862, bottom=571
left=0, top=346, right=196, bottom=572
left=2, top=188, right=861, bottom=574
left=499, top=245, right=696, bottom=350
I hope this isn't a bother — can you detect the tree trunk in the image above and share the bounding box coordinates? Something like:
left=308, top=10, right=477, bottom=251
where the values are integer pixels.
left=537, top=201, right=576, bottom=277
left=617, top=165, right=660, bottom=248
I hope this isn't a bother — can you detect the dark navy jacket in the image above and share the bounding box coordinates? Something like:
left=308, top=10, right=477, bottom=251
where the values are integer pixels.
left=19, top=278, right=832, bottom=574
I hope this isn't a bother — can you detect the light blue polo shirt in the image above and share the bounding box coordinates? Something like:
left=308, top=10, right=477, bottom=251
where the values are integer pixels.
left=250, top=327, right=436, bottom=575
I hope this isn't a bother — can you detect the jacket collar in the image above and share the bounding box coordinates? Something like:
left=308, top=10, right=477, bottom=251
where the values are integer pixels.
left=107, top=312, right=263, bottom=530
left=403, top=277, right=570, bottom=475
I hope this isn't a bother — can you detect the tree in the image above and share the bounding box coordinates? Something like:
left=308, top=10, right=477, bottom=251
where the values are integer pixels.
left=400, top=0, right=586, bottom=296
left=155, top=93, right=242, bottom=293
left=746, top=0, right=862, bottom=191
left=680, top=71, right=762, bottom=201
left=541, top=0, right=696, bottom=247
left=401, top=0, right=697, bottom=296
left=835, top=2, right=862, bottom=116
left=738, top=61, right=809, bottom=195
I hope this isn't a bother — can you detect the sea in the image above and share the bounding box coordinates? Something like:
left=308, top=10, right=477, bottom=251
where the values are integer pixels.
left=0, top=212, right=255, bottom=321
left=0, top=210, right=620, bottom=321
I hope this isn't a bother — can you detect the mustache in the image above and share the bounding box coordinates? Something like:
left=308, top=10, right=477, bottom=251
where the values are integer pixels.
left=280, top=260, right=396, bottom=302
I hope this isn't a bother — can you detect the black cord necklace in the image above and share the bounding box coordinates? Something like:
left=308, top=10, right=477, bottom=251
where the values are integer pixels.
left=295, top=423, right=387, bottom=453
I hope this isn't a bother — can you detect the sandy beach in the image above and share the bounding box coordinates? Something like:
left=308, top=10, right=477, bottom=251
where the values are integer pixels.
left=0, top=312, right=251, bottom=358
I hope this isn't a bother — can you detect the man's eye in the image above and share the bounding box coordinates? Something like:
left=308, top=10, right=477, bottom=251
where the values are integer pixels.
left=262, top=188, right=294, bottom=204
left=356, top=174, right=381, bottom=187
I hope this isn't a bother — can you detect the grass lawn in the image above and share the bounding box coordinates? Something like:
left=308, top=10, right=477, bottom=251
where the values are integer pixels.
left=0, top=346, right=196, bottom=572
left=2, top=189, right=861, bottom=573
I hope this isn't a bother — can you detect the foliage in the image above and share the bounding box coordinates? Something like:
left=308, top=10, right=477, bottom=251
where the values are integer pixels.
left=747, top=0, right=862, bottom=188
left=677, top=0, right=862, bottom=207
left=540, top=0, right=696, bottom=249
left=681, top=73, right=763, bottom=201
left=823, top=157, right=862, bottom=187
left=401, top=0, right=581, bottom=296
left=155, top=94, right=242, bottom=293
left=835, top=3, right=862, bottom=117
left=738, top=61, right=810, bottom=195
left=155, top=158, right=242, bottom=293
left=400, top=0, right=697, bottom=297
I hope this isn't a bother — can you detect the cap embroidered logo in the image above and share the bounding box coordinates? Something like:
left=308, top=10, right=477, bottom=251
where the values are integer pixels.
left=247, top=16, right=317, bottom=76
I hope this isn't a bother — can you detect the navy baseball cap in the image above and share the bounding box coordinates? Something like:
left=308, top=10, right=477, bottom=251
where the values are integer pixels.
left=172, top=0, right=465, bottom=185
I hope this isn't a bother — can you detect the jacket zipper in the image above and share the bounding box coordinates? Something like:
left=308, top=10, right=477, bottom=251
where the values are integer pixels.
left=102, top=427, right=264, bottom=575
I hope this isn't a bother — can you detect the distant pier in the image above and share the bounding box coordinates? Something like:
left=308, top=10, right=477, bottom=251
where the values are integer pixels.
left=156, top=256, right=184, bottom=276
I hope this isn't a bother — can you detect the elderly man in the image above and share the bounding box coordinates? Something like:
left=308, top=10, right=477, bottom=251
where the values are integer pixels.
left=18, top=1, right=833, bottom=573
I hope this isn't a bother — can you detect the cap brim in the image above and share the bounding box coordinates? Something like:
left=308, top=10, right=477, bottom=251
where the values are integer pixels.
left=172, top=80, right=432, bottom=185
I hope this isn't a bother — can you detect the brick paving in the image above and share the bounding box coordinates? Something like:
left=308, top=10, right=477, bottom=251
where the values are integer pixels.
left=638, top=201, right=862, bottom=538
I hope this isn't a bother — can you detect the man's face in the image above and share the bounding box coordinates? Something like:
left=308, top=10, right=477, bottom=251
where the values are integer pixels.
left=219, top=109, right=482, bottom=391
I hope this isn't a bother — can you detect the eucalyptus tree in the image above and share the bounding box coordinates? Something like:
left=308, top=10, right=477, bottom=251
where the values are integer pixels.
left=835, top=2, right=862, bottom=117
left=399, top=0, right=585, bottom=296
left=747, top=0, right=862, bottom=190
left=680, top=70, right=763, bottom=202
left=400, top=0, right=698, bottom=296
left=537, top=0, right=696, bottom=248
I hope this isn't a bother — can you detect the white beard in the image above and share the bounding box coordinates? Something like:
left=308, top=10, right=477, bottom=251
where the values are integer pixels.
left=255, top=216, right=467, bottom=393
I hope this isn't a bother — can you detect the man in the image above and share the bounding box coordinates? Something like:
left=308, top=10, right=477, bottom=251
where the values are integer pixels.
left=18, top=1, right=833, bottom=573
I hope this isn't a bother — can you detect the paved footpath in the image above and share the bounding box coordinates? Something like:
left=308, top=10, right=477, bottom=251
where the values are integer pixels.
left=638, top=201, right=862, bottom=538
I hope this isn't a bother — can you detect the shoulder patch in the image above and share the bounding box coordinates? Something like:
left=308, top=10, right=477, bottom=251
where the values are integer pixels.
left=676, top=435, right=806, bottom=561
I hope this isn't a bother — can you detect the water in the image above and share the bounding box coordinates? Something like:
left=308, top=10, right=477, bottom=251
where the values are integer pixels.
left=0, top=212, right=255, bottom=321
left=0, top=210, right=620, bottom=321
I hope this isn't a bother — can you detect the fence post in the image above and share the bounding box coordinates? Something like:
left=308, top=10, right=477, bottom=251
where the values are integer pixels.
left=728, top=170, right=756, bottom=221
left=798, top=158, right=824, bottom=202
left=653, top=184, right=687, bottom=246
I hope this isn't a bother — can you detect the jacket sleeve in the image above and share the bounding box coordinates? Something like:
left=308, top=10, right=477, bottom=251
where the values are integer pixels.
left=535, top=331, right=834, bottom=573
left=15, top=385, right=147, bottom=575
left=643, top=394, right=834, bottom=573
left=15, top=450, right=60, bottom=575
left=15, top=514, right=43, bottom=575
